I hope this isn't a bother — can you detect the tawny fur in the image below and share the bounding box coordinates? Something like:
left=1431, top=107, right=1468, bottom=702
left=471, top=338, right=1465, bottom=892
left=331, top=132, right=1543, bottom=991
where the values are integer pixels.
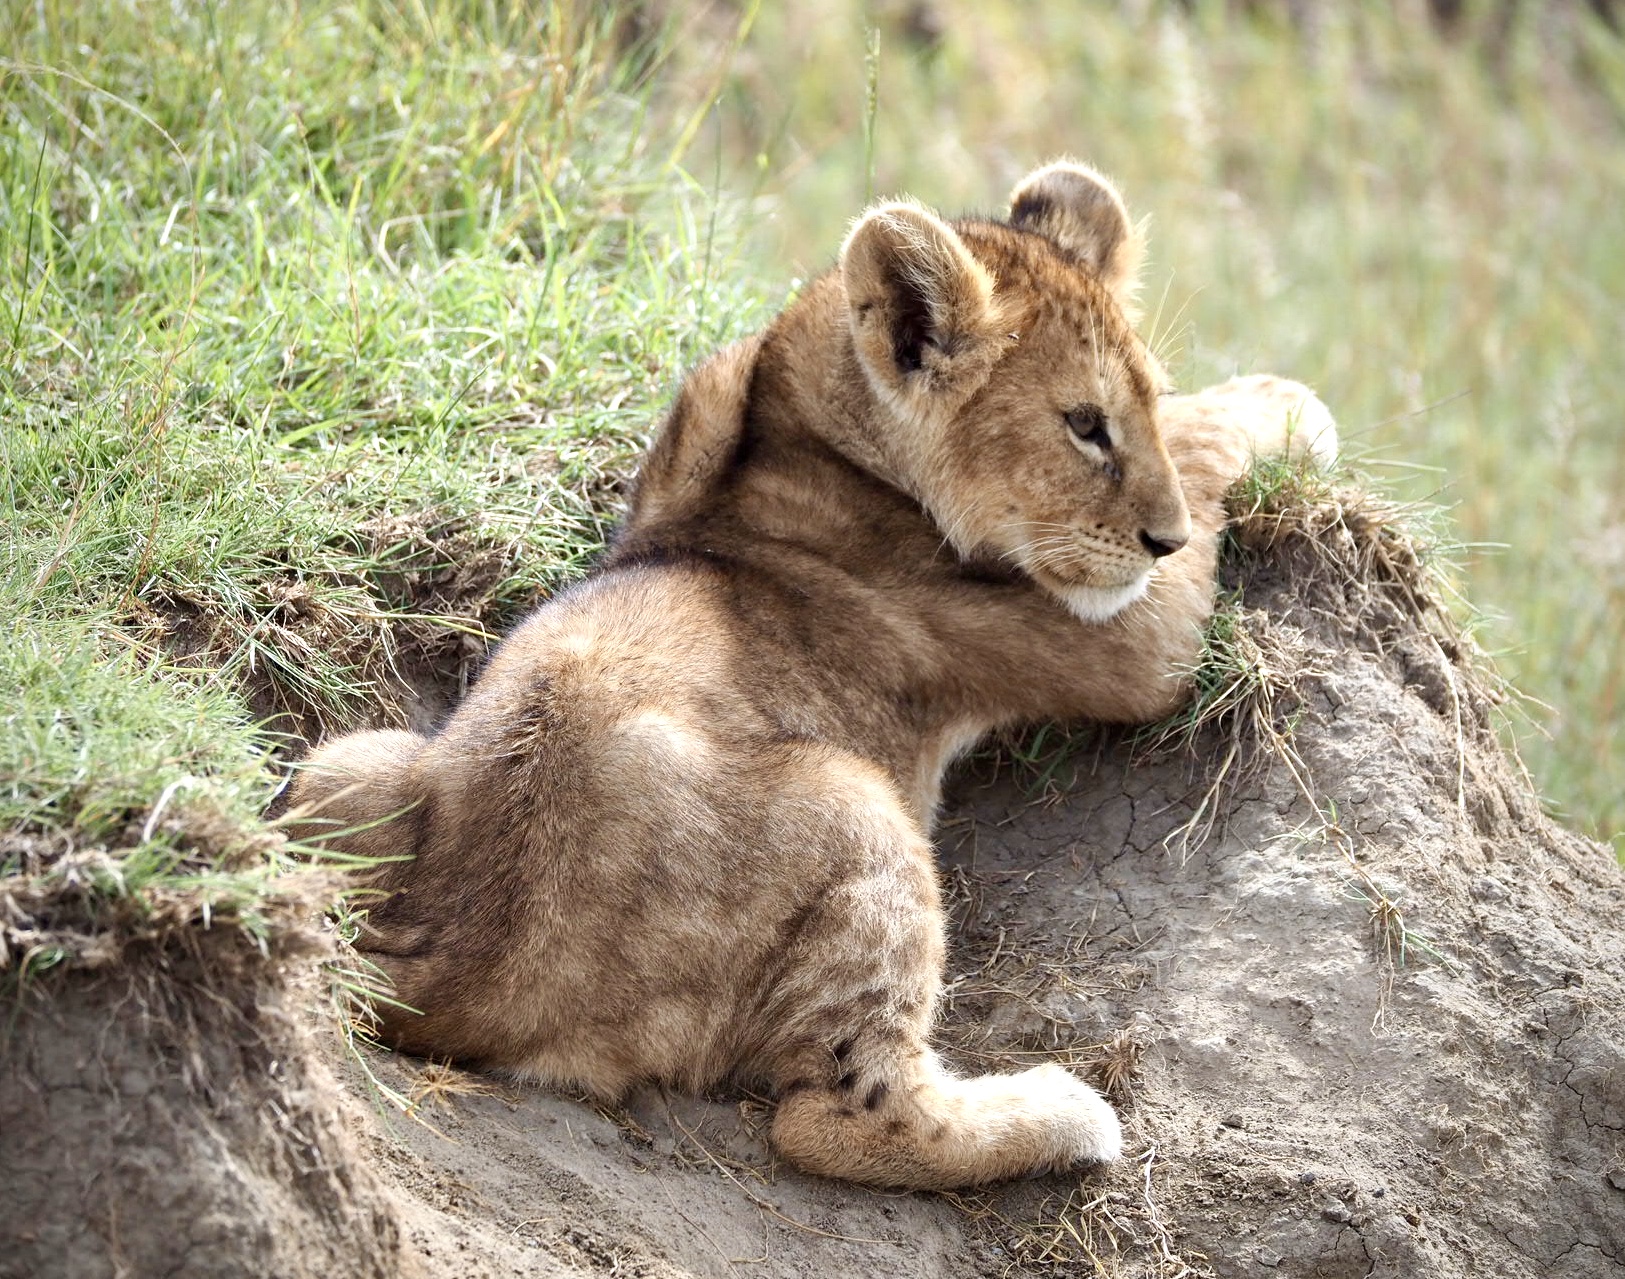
left=287, top=164, right=1336, bottom=1191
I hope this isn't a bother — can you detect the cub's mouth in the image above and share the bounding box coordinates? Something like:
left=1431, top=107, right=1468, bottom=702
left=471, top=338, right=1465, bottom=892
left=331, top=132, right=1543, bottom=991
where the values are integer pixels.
left=1003, top=519, right=1166, bottom=625
left=1032, top=567, right=1156, bottom=624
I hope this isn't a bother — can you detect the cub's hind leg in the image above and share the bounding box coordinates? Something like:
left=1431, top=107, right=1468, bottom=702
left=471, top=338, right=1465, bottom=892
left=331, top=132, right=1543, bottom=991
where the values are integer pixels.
left=751, top=751, right=1121, bottom=1189
left=772, top=1047, right=1121, bottom=1191
left=283, top=728, right=427, bottom=861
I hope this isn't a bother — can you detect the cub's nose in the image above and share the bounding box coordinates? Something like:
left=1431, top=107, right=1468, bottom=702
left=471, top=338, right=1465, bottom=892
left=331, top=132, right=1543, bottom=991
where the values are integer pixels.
left=1139, top=530, right=1188, bottom=559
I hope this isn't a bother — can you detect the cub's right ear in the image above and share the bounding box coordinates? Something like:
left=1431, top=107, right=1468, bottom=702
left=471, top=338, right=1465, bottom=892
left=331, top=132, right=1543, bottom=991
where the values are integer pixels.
left=1008, top=161, right=1146, bottom=318
left=840, top=201, right=1010, bottom=417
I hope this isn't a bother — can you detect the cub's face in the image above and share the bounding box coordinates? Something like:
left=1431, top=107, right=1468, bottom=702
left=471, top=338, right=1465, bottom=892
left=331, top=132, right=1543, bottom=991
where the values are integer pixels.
left=841, top=162, right=1190, bottom=623
left=938, top=227, right=1188, bottom=621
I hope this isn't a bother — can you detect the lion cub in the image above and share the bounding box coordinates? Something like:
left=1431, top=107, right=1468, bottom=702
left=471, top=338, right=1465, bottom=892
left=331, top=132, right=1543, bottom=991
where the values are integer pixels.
left=289, top=162, right=1334, bottom=1190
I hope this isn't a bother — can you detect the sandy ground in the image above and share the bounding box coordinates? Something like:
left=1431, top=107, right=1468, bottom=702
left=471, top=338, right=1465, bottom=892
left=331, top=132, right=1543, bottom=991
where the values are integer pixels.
left=347, top=533, right=1625, bottom=1278
left=5, top=507, right=1623, bottom=1278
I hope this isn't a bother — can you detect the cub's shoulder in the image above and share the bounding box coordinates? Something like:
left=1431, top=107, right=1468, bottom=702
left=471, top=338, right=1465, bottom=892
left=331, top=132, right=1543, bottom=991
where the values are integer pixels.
left=624, top=335, right=763, bottom=530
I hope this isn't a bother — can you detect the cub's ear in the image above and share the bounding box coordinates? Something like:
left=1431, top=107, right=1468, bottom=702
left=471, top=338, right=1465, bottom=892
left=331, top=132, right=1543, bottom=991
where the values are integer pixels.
left=840, top=200, right=1010, bottom=414
left=1008, top=161, right=1146, bottom=316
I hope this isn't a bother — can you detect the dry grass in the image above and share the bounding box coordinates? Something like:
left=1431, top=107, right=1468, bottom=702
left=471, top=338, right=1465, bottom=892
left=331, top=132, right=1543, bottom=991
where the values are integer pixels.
left=1147, top=458, right=1495, bottom=996
left=403, top=1058, right=502, bottom=1116
left=925, top=455, right=1504, bottom=1270
left=665, top=1108, right=901, bottom=1248
left=943, top=1147, right=1210, bottom=1278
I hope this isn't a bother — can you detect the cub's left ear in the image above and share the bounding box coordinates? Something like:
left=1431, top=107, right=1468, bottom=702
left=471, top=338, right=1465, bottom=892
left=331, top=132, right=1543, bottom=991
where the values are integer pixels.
left=841, top=200, right=1011, bottom=416
left=1009, top=161, right=1146, bottom=318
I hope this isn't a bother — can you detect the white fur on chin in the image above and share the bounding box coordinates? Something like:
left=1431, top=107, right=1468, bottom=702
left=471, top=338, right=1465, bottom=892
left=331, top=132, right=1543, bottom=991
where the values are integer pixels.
left=1055, top=572, right=1153, bottom=624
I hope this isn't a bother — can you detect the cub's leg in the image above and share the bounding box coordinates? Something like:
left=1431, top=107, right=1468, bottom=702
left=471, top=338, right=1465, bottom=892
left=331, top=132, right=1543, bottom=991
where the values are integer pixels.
left=753, top=751, right=1120, bottom=1189
left=1157, top=375, right=1338, bottom=580
left=284, top=729, right=427, bottom=861
left=1206, top=374, right=1338, bottom=469
left=772, top=1052, right=1121, bottom=1192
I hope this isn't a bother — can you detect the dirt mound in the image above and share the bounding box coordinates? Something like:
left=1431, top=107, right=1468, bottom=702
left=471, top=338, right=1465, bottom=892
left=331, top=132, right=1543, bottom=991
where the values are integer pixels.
left=0, top=931, right=407, bottom=1279
left=926, top=533, right=1625, bottom=1275
left=5, top=483, right=1622, bottom=1278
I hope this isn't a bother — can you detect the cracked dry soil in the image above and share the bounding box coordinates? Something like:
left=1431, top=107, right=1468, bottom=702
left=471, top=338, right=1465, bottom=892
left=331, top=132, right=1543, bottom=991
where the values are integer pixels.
left=4, top=517, right=1623, bottom=1278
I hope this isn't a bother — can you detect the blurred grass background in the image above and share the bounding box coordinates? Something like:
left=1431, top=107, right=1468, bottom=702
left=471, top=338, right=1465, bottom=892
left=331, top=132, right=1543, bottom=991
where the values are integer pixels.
left=2, top=0, right=1619, bottom=917
left=656, top=0, right=1625, bottom=851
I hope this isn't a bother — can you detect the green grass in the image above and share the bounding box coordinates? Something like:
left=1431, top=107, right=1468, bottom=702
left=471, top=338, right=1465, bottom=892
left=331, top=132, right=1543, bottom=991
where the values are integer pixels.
left=667, top=0, right=1625, bottom=853
left=3, top=0, right=1620, bottom=967
left=0, top=612, right=290, bottom=973
left=0, top=0, right=765, bottom=957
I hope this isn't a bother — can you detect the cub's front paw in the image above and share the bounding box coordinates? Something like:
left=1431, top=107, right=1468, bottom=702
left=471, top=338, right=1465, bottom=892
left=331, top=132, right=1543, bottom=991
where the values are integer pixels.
left=1216, top=373, right=1339, bottom=469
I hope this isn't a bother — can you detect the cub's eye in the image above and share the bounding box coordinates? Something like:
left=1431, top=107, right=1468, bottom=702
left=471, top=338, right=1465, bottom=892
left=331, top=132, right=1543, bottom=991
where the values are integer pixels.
left=1064, top=404, right=1111, bottom=451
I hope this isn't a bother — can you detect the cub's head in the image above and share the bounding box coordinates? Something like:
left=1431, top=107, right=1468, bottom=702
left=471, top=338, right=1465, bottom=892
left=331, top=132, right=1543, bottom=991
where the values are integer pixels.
left=841, top=161, right=1189, bottom=622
